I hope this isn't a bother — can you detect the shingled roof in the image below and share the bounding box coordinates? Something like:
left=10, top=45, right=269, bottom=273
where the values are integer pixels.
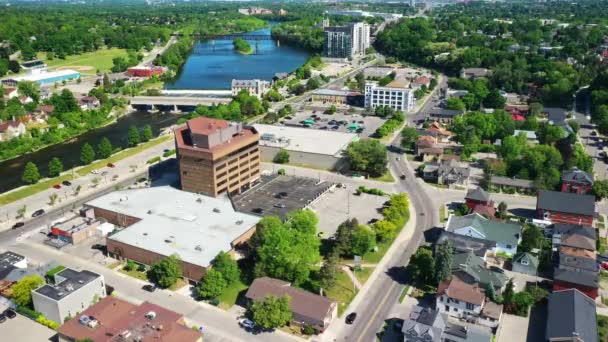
left=562, top=168, right=594, bottom=185
left=465, top=187, right=490, bottom=202
left=537, top=190, right=595, bottom=216
left=546, top=289, right=598, bottom=342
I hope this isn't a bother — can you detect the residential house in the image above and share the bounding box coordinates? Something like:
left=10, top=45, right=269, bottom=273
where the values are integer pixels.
left=561, top=168, right=593, bottom=195
left=460, top=68, right=490, bottom=80
left=504, top=104, right=529, bottom=117
left=470, top=203, right=496, bottom=220
left=57, top=296, right=202, bottom=342
left=19, top=96, right=33, bottom=105
left=428, top=109, right=464, bottom=123
left=412, top=75, right=431, bottom=89
left=550, top=223, right=596, bottom=251
left=553, top=268, right=599, bottom=299
left=545, top=289, right=598, bottom=342
left=419, top=148, right=444, bottom=163
left=78, top=96, right=100, bottom=110
left=450, top=251, right=508, bottom=292
left=423, top=159, right=470, bottom=186
left=511, top=253, right=539, bottom=276
left=512, top=130, right=538, bottom=144
left=558, top=246, right=597, bottom=273
left=536, top=190, right=595, bottom=226
left=426, top=122, right=454, bottom=143
left=436, top=277, right=485, bottom=320
left=0, top=120, right=26, bottom=141
left=464, top=188, right=492, bottom=211
left=2, top=87, right=18, bottom=99
left=446, top=213, right=522, bottom=256
left=245, top=277, right=338, bottom=333
left=401, top=306, right=493, bottom=342
left=489, top=176, right=535, bottom=193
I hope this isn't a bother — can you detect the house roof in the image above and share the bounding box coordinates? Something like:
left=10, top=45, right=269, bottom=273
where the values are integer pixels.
left=446, top=213, right=522, bottom=247
left=562, top=168, right=594, bottom=185
left=436, top=231, right=496, bottom=258
left=481, top=301, right=503, bottom=320
left=451, top=252, right=508, bottom=288
left=561, top=233, right=596, bottom=251
left=414, top=76, right=431, bottom=85
left=471, top=203, right=496, bottom=218
left=554, top=268, right=598, bottom=288
left=428, top=109, right=464, bottom=118
left=462, top=68, right=489, bottom=77
left=438, top=159, right=470, bottom=178
left=0, top=120, right=23, bottom=133
left=465, top=187, right=490, bottom=202
left=401, top=306, right=446, bottom=342
left=513, top=252, right=539, bottom=269
left=427, top=122, right=454, bottom=136
left=245, top=277, right=336, bottom=323
left=536, top=190, right=595, bottom=216
left=490, top=176, right=534, bottom=189
left=543, top=107, right=567, bottom=123
left=546, top=289, right=598, bottom=342
left=437, top=277, right=485, bottom=305
left=416, top=135, right=437, bottom=147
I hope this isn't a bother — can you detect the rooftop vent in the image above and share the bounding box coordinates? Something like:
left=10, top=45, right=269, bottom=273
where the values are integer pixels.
left=194, top=245, right=203, bottom=252
left=143, top=233, right=148, bottom=236
left=66, top=284, right=74, bottom=292
left=236, top=220, right=244, bottom=225
left=164, top=239, right=172, bottom=243
left=147, top=209, right=155, bottom=215
left=213, top=208, right=221, bottom=213
left=145, top=311, right=156, bottom=320
left=57, top=292, right=64, bottom=296
left=196, top=198, right=203, bottom=203
left=78, top=280, right=84, bottom=284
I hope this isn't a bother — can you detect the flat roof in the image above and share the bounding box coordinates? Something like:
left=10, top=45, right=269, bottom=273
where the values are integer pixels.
left=35, top=268, right=101, bottom=301
left=8, top=69, right=80, bottom=82
left=87, top=187, right=260, bottom=268
left=53, top=216, right=98, bottom=234
left=254, top=124, right=358, bottom=157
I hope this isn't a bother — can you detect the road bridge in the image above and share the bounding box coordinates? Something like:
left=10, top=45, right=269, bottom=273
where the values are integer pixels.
left=130, top=96, right=231, bottom=112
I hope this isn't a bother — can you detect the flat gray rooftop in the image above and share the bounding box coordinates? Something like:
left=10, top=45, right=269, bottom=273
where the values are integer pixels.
left=232, top=175, right=333, bottom=219
left=254, top=124, right=358, bottom=156
left=35, top=268, right=101, bottom=301
left=86, top=186, right=260, bottom=268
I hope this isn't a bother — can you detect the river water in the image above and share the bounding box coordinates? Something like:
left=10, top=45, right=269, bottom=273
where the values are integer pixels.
left=0, top=24, right=309, bottom=194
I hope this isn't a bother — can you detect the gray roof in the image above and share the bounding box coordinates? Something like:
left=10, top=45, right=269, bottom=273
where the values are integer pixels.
left=34, top=268, right=101, bottom=301
left=562, top=168, right=594, bottom=185
left=537, top=190, right=595, bottom=216
left=553, top=268, right=598, bottom=288
left=428, top=109, right=464, bottom=118
left=0, top=251, right=25, bottom=280
left=543, top=107, right=567, bottom=123
left=444, top=323, right=492, bottom=342
left=87, top=187, right=260, bottom=269
left=513, top=252, right=539, bottom=269
left=546, top=289, right=598, bottom=342
left=438, top=159, right=470, bottom=178
left=559, top=252, right=598, bottom=272
left=446, top=213, right=522, bottom=247
left=451, top=252, right=508, bottom=288
left=465, top=187, right=490, bottom=202
left=490, top=176, right=534, bottom=189
left=402, top=306, right=446, bottom=342
left=436, top=231, right=496, bottom=258
left=513, top=130, right=538, bottom=140
left=552, top=224, right=596, bottom=240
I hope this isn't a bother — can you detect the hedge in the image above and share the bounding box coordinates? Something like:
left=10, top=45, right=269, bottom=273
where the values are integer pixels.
left=162, top=149, right=176, bottom=157
left=146, top=156, right=161, bottom=164
left=16, top=305, right=42, bottom=319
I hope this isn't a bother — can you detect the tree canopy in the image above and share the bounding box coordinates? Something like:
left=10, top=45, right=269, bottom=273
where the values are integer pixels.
left=149, top=254, right=183, bottom=288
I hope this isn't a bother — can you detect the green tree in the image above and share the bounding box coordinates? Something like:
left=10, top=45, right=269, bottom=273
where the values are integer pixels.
left=249, top=295, right=292, bottom=329
left=401, top=127, right=419, bottom=149
left=80, top=143, right=96, bottom=165
left=593, top=180, right=608, bottom=200
left=211, top=251, right=240, bottom=285
left=325, top=105, right=337, bottom=114
left=97, top=137, right=113, bottom=159
left=273, top=149, right=290, bottom=164
left=149, top=255, right=183, bottom=288
left=408, top=248, right=435, bottom=286
left=48, top=157, right=64, bottom=177
left=12, top=274, right=44, bottom=308
left=319, top=250, right=340, bottom=290
left=197, top=269, right=226, bottom=299
left=22, top=162, right=41, bottom=184
left=350, top=225, right=376, bottom=256
left=17, top=81, right=40, bottom=103
left=446, top=97, right=466, bottom=111
left=371, top=220, right=397, bottom=241
left=519, top=224, right=544, bottom=253
left=497, top=202, right=508, bottom=219
left=127, top=125, right=140, bottom=147
left=346, top=139, right=388, bottom=177
left=483, top=89, right=506, bottom=109
left=141, top=125, right=153, bottom=142
left=285, top=209, right=319, bottom=235
left=335, top=218, right=358, bottom=256
left=503, top=279, right=515, bottom=305
left=434, top=241, right=453, bottom=284
left=485, top=282, right=497, bottom=302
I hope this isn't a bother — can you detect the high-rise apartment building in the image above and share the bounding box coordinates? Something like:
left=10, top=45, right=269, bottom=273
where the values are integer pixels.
left=323, top=22, right=370, bottom=59
left=364, top=81, right=415, bottom=112
left=175, top=117, right=260, bottom=197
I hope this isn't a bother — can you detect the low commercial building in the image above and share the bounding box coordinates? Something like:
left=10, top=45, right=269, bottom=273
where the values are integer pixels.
left=536, top=190, right=595, bottom=225
left=254, top=124, right=358, bottom=170
left=231, top=79, right=271, bottom=99
left=427, top=109, right=463, bottom=123
left=57, top=296, right=202, bottom=342
left=490, top=176, right=535, bottom=193
left=50, top=216, right=103, bottom=245
left=460, top=68, right=490, bottom=80
left=364, top=81, right=415, bottom=112
left=126, top=66, right=167, bottom=77
left=32, top=268, right=106, bottom=324
left=310, top=88, right=363, bottom=105
left=2, top=69, right=80, bottom=87
left=86, top=186, right=260, bottom=282
left=0, top=251, right=28, bottom=280
left=246, top=277, right=338, bottom=333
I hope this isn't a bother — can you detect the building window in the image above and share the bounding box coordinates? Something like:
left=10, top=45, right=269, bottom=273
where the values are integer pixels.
left=466, top=303, right=475, bottom=310
left=182, top=171, right=188, bottom=175
left=506, top=244, right=512, bottom=249
left=445, top=305, right=450, bottom=312
left=453, top=308, right=458, bottom=312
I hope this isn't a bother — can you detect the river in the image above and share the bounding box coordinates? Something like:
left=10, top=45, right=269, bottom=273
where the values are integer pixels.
left=0, top=24, right=309, bottom=194
left=165, top=24, right=310, bottom=89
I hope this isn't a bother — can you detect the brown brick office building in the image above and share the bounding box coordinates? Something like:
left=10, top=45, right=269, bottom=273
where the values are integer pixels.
left=175, top=117, right=260, bottom=197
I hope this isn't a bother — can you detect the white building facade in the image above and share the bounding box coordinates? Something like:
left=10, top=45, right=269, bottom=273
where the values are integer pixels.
left=231, top=79, right=271, bottom=99
left=364, top=82, right=415, bottom=112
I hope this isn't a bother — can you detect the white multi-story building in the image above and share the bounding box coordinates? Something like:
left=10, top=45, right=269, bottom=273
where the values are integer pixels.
left=231, top=79, right=271, bottom=99
left=364, top=81, right=415, bottom=112
left=323, top=22, right=370, bottom=59
left=350, top=22, right=370, bottom=55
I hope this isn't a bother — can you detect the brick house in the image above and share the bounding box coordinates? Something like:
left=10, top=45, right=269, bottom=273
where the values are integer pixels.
left=553, top=268, right=599, bottom=299
left=465, top=187, right=492, bottom=211
left=561, top=168, right=594, bottom=195
left=536, top=190, right=595, bottom=226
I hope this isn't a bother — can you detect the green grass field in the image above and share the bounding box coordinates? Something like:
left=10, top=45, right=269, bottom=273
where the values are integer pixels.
left=353, top=267, right=374, bottom=285
left=218, top=279, right=249, bottom=309
left=36, top=48, right=128, bottom=75
left=0, top=174, right=75, bottom=206
left=326, top=270, right=358, bottom=316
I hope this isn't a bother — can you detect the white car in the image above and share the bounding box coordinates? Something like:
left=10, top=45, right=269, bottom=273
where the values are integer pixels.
left=90, top=170, right=100, bottom=175
left=239, top=319, right=255, bottom=330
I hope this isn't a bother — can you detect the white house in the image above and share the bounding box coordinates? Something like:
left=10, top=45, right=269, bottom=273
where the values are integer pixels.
left=436, top=277, right=485, bottom=319
left=446, top=213, right=522, bottom=256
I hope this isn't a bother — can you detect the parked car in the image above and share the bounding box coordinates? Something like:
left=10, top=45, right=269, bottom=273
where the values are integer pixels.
left=32, top=209, right=45, bottom=218
left=62, top=180, right=72, bottom=186
left=3, top=309, right=16, bottom=319
left=91, top=170, right=100, bottom=175
left=345, top=312, right=357, bottom=324
left=274, top=203, right=286, bottom=208
left=0, top=313, right=6, bottom=323
left=400, top=174, right=406, bottom=180
left=142, top=284, right=156, bottom=292
left=239, top=318, right=255, bottom=330
left=52, top=184, right=61, bottom=189
left=11, top=222, right=24, bottom=229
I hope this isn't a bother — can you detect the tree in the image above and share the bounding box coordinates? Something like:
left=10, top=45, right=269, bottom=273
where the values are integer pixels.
left=49, top=193, right=59, bottom=206
left=103, top=73, right=111, bottom=92
left=503, top=279, right=515, bottom=305
left=401, top=127, right=419, bottom=149
left=80, top=143, right=96, bottom=165
left=16, top=205, right=26, bottom=219
left=48, top=157, right=63, bottom=177
left=285, top=209, right=319, bottom=235
left=408, top=248, right=435, bottom=286
left=497, top=202, right=508, bottom=219
left=319, top=250, right=340, bottom=290
left=346, top=139, right=388, bottom=177
left=249, top=295, right=292, bottom=329
left=335, top=218, right=358, bottom=256
left=371, top=220, right=397, bottom=241
left=483, top=89, right=506, bottom=109
left=12, top=274, right=44, bottom=307
left=149, top=255, right=183, bottom=288
left=273, top=149, right=289, bottom=164
left=350, top=225, right=376, bottom=256
left=22, top=162, right=41, bottom=184
left=196, top=269, right=226, bottom=299
left=485, top=282, right=496, bottom=302
left=141, top=125, right=153, bottom=142
left=593, top=180, right=608, bottom=200
left=211, top=251, right=240, bottom=285
left=434, top=241, right=453, bottom=284
left=97, top=137, right=113, bottom=159
left=446, top=97, right=466, bottom=111
left=17, top=81, right=40, bottom=103
left=519, top=224, right=544, bottom=253
left=325, top=105, right=337, bottom=114
left=127, top=125, right=140, bottom=147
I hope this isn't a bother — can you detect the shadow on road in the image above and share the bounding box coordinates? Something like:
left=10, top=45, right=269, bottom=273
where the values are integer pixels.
left=386, top=265, right=410, bottom=285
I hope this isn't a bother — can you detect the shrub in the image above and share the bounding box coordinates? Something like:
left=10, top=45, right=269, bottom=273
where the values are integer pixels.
left=273, top=149, right=290, bottom=164
left=162, top=149, right=176, bottom=157
left=123, top=260, right=137, bottom=272
left=356, top=186, right=385, bottom=196
left=16, top=305, right=42, bottom=319
left=36, top=316, right=60, bottom=330
left=277, top=168, right=286, bottom=175
left=302, top=323, right=316, bottom=335
left=146, top=156, right=161, bottom=164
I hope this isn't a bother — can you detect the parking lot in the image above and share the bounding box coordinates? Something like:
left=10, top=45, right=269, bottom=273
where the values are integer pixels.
left=280, top=110, right=385, bottom=138
left=0, top=303, right=56, bottom=342
left=309, top=187, right=388, bottom=237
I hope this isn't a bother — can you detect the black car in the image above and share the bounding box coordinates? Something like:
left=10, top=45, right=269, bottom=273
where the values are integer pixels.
left=400, top=174, right=406, bottom=180
left=0, top=313, right=6, bottom=323
left=32, top=209, right=45, bottom=218
left=252, top=208, right=264, bottom=214
left=142, top=284, right=156, bottom=292
left=3, top=309, right=16, bottom=319
left=345, top=312, right=357, bottom=324
left=62, top=180, right=72, bottom=186
left=11, top=222, right=24, bottom=229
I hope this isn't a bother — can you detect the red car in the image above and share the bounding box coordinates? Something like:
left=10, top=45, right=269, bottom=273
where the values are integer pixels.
left=52, top=184, right=61, bottom=189
left=602, top=262, right=608, bottom=271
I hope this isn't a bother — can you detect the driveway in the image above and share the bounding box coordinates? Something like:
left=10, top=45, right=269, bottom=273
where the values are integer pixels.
left=497, top=313, right=530, bottom=342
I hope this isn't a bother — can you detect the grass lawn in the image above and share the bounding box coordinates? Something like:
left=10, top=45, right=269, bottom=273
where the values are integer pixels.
left=399, top=285, right=410, bottom=303
left=218, top=279, right=248, bottom=310
left=77, top=136, right=172, bottom=176
left=326, top=270, right=358, bottom=316
left=599, top=315, right=608, bottom=342
left=119, top=268, right=148, bottom=281
left=0, top=174, right=75, bottom=206
left=169, top=278, right=188, bottom=291
left=353, top=267, right=374, bottom=285
left=600, top=237, right=608, bottom=255
left=440, top=205, right=447, bottom=223
left=370, top=170, right=395, bottom=183
left=37, top=48, right=128, bottom=75
left=106, top=261, right=123, bottom=270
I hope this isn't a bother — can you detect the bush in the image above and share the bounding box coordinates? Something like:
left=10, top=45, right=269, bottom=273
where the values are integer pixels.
left=36, top=316, right=60, bottom=330
left=123, top=260, right=137, bottom=272
left=16, top=305, right=42, bottom=319
left=146, top=156, right=161, bottom=164
left=273, top=149, right=290, bottom=164
left=162, top=149, right=176, bottom=157
left=356, top=186, right=385, bottom=196
left=277, top=168, right=286, bottom=175
left=302, top=323, right=316, bottom=335
left=45, top=265, right=66, bottom=281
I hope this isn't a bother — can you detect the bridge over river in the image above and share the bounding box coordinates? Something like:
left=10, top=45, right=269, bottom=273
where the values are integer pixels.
left=130, top=96, right=231, bottom=112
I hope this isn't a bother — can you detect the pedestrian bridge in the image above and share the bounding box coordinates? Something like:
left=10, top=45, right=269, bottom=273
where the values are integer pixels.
left=130, top=96, right=231, bottom=112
